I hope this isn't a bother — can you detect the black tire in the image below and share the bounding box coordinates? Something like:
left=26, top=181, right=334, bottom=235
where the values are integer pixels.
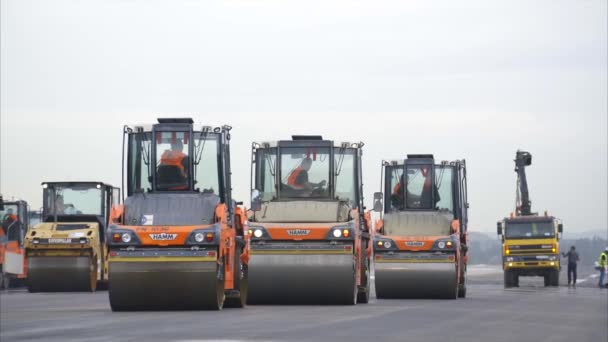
left=549, top=269, right=559, bottom=287
left=356, top=258, right=371, bottom=304
left=504, top=270, right=514, bottom=288
left=224, top=248, right=248, bottom=308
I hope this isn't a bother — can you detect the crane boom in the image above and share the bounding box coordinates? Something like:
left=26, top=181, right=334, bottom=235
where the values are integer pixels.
left=514, top=150, right=533, bottom=216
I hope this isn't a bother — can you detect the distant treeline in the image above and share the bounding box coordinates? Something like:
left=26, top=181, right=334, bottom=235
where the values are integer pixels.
left=468, top=236, right=607, bottom=266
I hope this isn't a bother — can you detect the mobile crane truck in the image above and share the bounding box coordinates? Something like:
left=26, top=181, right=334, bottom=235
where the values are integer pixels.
left=497, top=151, right=562, bottom=288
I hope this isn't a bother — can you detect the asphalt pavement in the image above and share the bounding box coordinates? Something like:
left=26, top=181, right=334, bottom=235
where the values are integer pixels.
left=1, top=265, right=606, bottom=342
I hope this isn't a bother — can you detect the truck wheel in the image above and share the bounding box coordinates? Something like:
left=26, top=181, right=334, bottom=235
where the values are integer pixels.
left=504, top=270, right=513, bottom=288
left=544, top=274, right=550, bottom=287
left=550, top=269, right=559, bottom=287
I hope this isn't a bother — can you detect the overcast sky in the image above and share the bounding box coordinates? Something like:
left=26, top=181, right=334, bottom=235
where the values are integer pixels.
left=1, top=0, right=606, bottom=234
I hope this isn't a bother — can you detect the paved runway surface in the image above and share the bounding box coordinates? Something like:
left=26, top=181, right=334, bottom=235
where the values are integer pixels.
left=1, top=266, right=607, bottom=342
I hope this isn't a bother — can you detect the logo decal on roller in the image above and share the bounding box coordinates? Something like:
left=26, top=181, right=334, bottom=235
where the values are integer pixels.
left=49, top=238, right=73, bottom=244
left=149, top=233, right=178, bottom=241
left=405, top=241, right=425, bottom=247
left=287, top=229, right=311, bottom=236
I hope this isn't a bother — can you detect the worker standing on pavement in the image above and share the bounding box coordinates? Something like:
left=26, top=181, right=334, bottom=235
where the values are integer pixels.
left=598, top=247, right=608, bottom=289
left=561, top=246, right=579, bottom=287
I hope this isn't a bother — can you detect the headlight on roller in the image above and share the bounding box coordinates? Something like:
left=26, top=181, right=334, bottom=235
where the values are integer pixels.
left=107, top=227, right=141, bottom=246
left=121, top=233, right=131, bottom=243
left=186, top=226, right=219, bottom=245
left=373, top=238, right=397, bottom=251
left=327, top=225, right=353, bottom=240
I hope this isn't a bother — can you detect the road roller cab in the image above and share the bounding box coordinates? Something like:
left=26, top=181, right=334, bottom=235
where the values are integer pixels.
left=373, top=155, right=469, bottom=299
left=0, top=200, right=29, bottom=289
left=24, top=182, right=119, bottom=292
left=247, top=136, right=372, bottom=304
left=107, top=118, right=248, bottom=311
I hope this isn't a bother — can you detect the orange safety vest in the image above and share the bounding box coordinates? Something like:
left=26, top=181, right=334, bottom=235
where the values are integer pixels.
left=421, top=168, right=432, bottom=191
left=1, top=214, right=17, bottom=237
left=287, top=168, right=305, bottom=189
left=160, top=150, right=187, bottom=176
left=393, top=182, right=402, bottom=195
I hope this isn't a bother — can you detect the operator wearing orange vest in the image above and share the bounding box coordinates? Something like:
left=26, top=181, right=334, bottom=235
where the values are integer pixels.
left=160, top=140, right=188, bottom=178
left=419, top=167, right=435, bottom=208
left=287, top=158, right=326, bottom=190
left=391, top=174, right=405, bottom=209
left=1, top=208, right=18, bottom=238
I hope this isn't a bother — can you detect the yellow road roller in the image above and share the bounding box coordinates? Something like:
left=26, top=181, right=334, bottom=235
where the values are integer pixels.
left=24, top=182, right=119, bottom=292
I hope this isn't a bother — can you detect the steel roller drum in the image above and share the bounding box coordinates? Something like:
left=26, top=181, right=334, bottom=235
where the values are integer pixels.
left=247, top=253, right=357, bottom=304
left=108, top=260, right=223, bottom=311
left=27, top=256, right=94, bottom=292
left=374, top=262, right=458, bottom=299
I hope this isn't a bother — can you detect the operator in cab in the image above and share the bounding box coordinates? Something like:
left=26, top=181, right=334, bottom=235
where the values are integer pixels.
left=2, top=207, right=18, bottom=237
left=158, top=139, right=189, bottom=190
left=287, top=157, right=326, bottom=191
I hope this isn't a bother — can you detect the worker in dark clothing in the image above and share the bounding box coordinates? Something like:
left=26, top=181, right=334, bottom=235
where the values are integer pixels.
left=561, top=246, right=580, bottom=287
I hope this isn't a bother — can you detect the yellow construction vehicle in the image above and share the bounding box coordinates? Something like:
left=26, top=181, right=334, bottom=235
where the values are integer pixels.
left=24, top=182, right=120, bottom=292
left=497, top=151, right=562, bottom=287
left=247, top=136, right=372, bottom=304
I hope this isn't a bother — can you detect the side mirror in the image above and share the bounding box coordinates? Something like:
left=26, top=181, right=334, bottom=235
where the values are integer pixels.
left=373, top=192, right=383, bottom=212
left=0, top=195, right=4, bottom=210
left=251, top=189, right=262, bottom=211
left=496, top=222, right=502, bottom=236
left=558, top=223, right=563, bottom=233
